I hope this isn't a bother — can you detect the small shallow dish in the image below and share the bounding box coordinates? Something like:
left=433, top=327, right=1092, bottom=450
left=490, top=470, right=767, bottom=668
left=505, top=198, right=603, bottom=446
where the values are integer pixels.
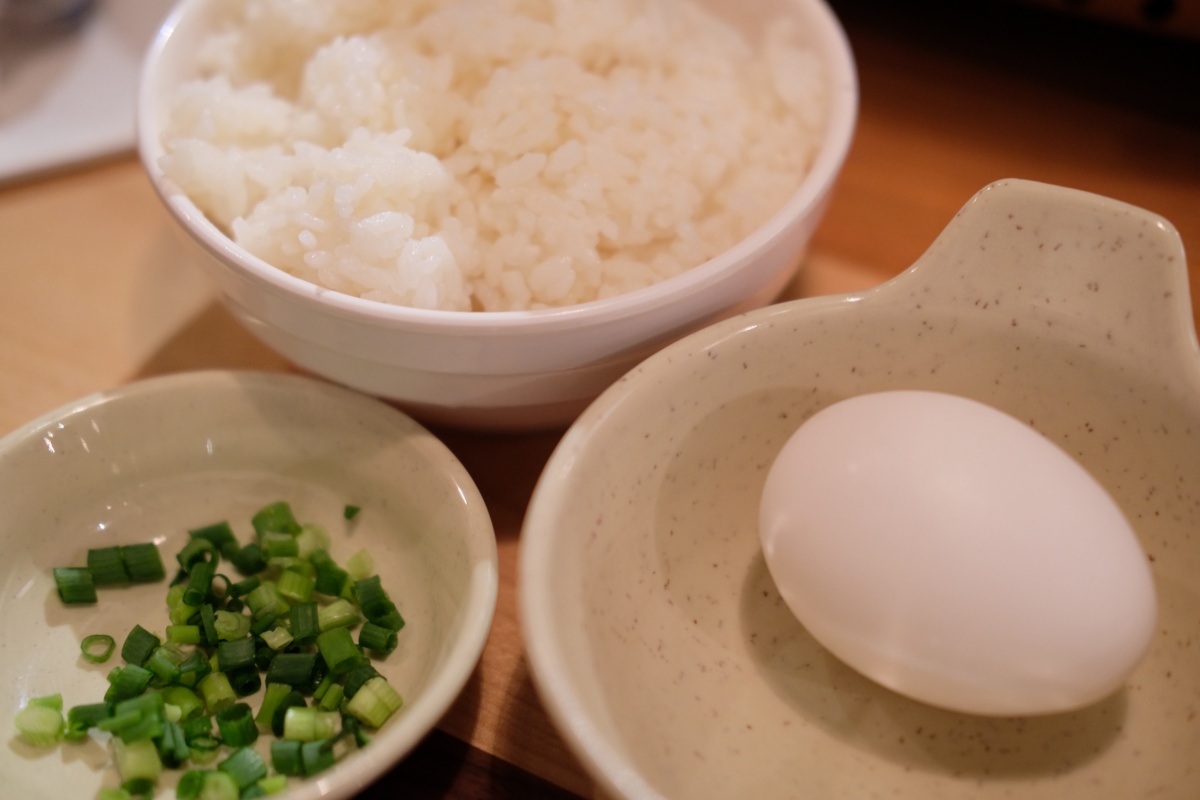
left=520, top=179, right=1200, bottom=798
left=0, top=371, right=498, bottom=800
left=136, top=0, right=857, bottom=430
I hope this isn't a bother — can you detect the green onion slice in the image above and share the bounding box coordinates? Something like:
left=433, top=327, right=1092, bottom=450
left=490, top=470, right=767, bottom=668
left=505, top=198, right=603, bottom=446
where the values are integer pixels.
left=81, top=634, right=116, bottom=663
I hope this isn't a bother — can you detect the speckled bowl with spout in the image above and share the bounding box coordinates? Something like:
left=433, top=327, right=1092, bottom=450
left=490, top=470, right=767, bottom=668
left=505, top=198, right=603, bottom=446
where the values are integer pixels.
left=520, top=179, right=1200, bottom=799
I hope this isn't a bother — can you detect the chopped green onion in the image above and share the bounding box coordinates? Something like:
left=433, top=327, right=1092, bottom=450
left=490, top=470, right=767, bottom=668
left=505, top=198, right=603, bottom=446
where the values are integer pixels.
left=317, top=598, right=359, bottom=632
left=251, top=501, right=301, bottom=536
left=259, top=774, right=289, bottom=795
left=341, top=664, right=379, bottom=699
left=88, top=546, right=130, bottom=585
left=188, top=520, right=240, bottom=559
left=166, top=624, right=202, bottom=645
left=271, top=738, right=305, bottom=775
left=289, top=602, right=320, bottom=646
left=182, top=558, right=216, bottom=606
left=344, top=548, right=373, bottom=581
left=231, top=542, right=267, bottom=575
left=121, top=542, right=166, bottom=583
left=300, top=739, right=336, bottom=776
left=215, top=702, right=258, bottom=747
left=158, top=720, right=191, bottom=767
left=214, top=609, right=250, bottom=641
left=216, top=636, right=256, bottom=673
left=120, top=624, right=160, bottom=666
left=355, top=575, right=405, bottom=631
left=81, top=633, right=116, bottom=663
left=309, top=550, right=350, bottom=597
left=220, top=746, right=269, bottom=790
left=65, top=702, right=111, bottom=740
left=228, top=665, right=262, bottom=697
left=146, top=643, right=186, bottom=684
left=343, top=505, right=361, bottom=520
left=105, top=664, right=154, bottom=702
left=176, top=769, right=208, bottom=800
left=14, top=698, right=64, bottom=747
left=317, top=683, right=344, bottom=712
left=244, top=583, right=282, bottom=619
left=265, top=652, right=317, bottom=689
left=228, top=576, right=261, bottom=598
left=197, top=671, right=236, bottom=715
left=176, top=537, right=218, bottom=572
left=276, top=568, right=314, bottom=604
left=197, top=768, right=240, bottom=800
left=358, top=622, right=399, bottom=655
left=162, top=686, right=205, bottom=722
left=316, top=627, right=365, bottom=676
left=281, top=706, right=340, bottom=742
left=345, top=676, right=403, bottom=729
left=260, top=532, right=299, bottom=560
left=270, top=691, right=307, bottom=738
left=53, top=567, right=96, bottom=604
left=261, top=626, right=294, bottom=651
left=113, top=737, right=162, bottom=790
left=254, top=683, right=293, bottom=729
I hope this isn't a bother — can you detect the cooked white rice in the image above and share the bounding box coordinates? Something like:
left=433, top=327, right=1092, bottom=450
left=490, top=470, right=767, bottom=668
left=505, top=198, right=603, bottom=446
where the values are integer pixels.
left=160, top=0, right=827, bottom=311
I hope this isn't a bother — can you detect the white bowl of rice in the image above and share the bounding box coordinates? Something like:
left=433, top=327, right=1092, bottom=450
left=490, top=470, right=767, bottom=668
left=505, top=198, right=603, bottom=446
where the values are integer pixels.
left=138, top=0, right=858, bottom=429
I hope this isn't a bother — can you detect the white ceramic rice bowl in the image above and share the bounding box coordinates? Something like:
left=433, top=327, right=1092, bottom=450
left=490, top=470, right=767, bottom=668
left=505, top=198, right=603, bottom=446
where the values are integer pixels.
left=136, top=0, right=858, bottom=430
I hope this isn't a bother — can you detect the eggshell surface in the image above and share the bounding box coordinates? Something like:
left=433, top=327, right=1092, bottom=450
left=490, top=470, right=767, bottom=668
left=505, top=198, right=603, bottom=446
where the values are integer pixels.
left=758, top=390, right=1157, bottom=716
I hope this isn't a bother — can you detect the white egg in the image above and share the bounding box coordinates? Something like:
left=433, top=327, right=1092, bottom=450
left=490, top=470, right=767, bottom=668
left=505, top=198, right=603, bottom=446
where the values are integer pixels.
left=759, top=390, right=1157, bottom=716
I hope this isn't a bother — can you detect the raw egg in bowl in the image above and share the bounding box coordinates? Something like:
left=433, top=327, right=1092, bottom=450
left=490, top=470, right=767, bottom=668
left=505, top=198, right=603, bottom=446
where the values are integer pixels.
left=519, top=178, right=1200, bottom=799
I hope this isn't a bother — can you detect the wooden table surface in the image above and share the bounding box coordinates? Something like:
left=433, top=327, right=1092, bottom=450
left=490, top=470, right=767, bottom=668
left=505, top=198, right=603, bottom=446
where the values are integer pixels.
left=2, top=1, right=1197, bottom=797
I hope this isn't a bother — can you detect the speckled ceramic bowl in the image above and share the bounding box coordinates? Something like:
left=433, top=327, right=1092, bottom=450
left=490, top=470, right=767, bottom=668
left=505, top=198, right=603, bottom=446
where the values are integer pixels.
left=0, top=371, right=498, bottom=800
left=520, top=179, right=1200, bottom=799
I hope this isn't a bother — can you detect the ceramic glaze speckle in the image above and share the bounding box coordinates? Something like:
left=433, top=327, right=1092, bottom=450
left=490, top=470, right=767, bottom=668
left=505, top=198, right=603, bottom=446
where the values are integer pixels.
left=522, top=180, right=1200, bottom=799
left=0, top=371, right=497, bottom=800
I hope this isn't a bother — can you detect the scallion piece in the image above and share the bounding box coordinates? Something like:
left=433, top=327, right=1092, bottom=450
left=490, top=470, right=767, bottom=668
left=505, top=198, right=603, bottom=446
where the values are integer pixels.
left=300, top=739, right=335, bottom=776
left=120, top=624, right=160, bottom=666
left=254, top=683, right=292, bottom=729
left=231, top=542, right=267, bottom=575
left=216, top=636, right=256, bottom=673
left=188, top=520, right=239, bottom=559
left=158, top=720, right=191, bottom=767
left=265, top=652, right=317, bottom=689
left=65, top=702, right=111, bottom=740
left=228, top=576, right=260, bottom=598
left=146, top=643, right=186, bottom=684
left=113, top=738, right=162, bottom=793
left=198, top=769, right=240, bottom=800
left=162, top=686, right=205, bottom=722
left=344, top=548, right=373, bottom=581
left=197, top=671, right=236, bottom=715
left=261, top=626, right=294, bottom=651
left=289, top=602, right=320, bottom=647
left=252, top=501, right=301, bottom=536
left=317, top=683, right=344, bottom=713
left=309, top=550, right=350, bottom=597
left=121, top=542, right=166, bottom=583
left=219, top=746, right=269, bottom=790
left=53, top=567, right=96, bottom=604
left=270, top=739, right=304, bottom=776
left=214, top=609, right=250, bottom=641
left=345, top=676, right=403, bottom=729
left=281, top=706, right=340, bottom=742
left=176, top=769, right=208, bottom=800
left=315, top=627, right=364, bottom=676
left=87, top=546, right=130, bottom=585
left=81, top=633, right=116, bottom=663
left=354, top=575, right=405, bottom=631
left=358, top=622, right=399, bottom=655
left=343, top=505, right=361, bottom=520
left=14, top=699, right=64, bottom=747
left=341, top=664, right=379, bottom=699
left=316, top=598, right=359, bottom=632
left=228, top=665, right=262, bottom=697
left=250, top=611, right=277, bottom=637
left=166, top=624, right=202, bottom=645
left=182, top=558, right=216, bottom=607
left=244, top=583, right=282, bottom=619
left=270, top=691, right=307, bottom=738
left=215, top=702, right=258, bottom=747
left=259, top=774, right=289, bottom=795
left=175, top=536, right=218, bottom=572
left=276, top=568, right=314, bottom=604
left=105, top=664, right=154, bottom=702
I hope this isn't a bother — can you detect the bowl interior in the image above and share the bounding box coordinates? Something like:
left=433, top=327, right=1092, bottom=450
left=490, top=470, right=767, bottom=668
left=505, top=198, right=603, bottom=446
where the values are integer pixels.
left=0, top=371, right=497, bottom=800
left=521, top=180, right=1200, bottom=799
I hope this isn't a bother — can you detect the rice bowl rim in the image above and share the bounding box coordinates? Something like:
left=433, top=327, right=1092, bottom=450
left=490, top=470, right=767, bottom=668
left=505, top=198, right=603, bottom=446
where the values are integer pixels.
left=138, top=0, right=858, bottom=334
